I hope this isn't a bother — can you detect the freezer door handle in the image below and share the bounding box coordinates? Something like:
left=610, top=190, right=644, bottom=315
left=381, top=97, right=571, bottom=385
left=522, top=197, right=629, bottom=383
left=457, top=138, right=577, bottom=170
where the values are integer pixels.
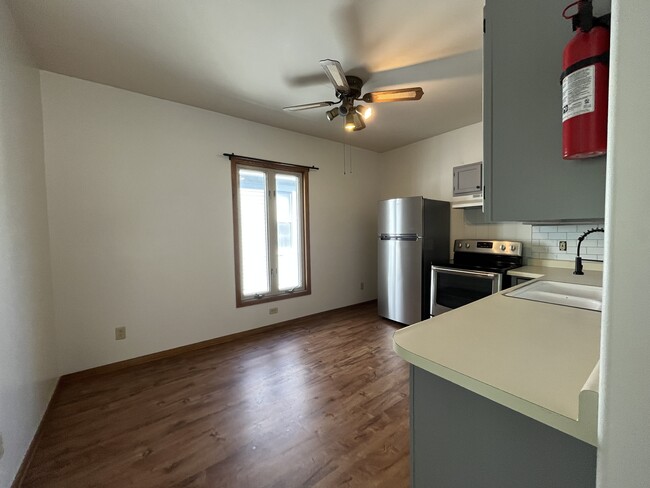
left=379, top=233, right=420, bottom=241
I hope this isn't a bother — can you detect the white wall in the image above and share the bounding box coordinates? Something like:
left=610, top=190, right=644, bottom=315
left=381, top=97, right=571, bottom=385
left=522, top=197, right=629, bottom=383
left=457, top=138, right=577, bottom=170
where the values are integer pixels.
left=378, top=123, right=531, bottom=258
left=40, top=72, right=380, bottom=375
left=597, top=1, right=650, bottom=486
left=0, top=4, right=58, bottom=486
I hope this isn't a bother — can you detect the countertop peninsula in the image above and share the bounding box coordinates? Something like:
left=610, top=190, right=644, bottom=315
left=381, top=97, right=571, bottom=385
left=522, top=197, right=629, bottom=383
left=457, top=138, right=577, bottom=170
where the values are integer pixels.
left=393, top=266, right=602, bottom=445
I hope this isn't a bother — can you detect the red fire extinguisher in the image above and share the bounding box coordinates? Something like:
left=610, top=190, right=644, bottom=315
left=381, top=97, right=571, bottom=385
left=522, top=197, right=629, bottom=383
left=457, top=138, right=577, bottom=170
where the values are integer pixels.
left=561, top=0, right=610, bottom=160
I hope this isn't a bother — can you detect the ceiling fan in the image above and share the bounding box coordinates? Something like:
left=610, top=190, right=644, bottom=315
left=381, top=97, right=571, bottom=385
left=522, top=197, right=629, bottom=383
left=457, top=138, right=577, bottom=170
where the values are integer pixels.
left=283, top=59, right=424, bottom=132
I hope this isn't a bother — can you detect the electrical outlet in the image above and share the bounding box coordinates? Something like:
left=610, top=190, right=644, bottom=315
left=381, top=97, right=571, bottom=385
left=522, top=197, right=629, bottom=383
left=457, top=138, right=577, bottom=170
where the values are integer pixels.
left=269, top=307, right=278, bottom=315
left=115, top=326, right=126, bottom=340
left=360, top=282, right=365, bottom=290
left=559, top=241, right=567, bottom=251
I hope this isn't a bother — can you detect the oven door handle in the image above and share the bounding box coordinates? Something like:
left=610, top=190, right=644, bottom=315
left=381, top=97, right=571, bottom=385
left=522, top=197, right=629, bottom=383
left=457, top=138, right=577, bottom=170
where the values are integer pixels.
left=431, top=266, right=500, bottom=279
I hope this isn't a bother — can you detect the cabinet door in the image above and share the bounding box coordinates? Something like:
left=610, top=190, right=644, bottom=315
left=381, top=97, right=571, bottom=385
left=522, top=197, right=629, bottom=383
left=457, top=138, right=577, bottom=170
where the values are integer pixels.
left=453, top=162, right=482, bottom=196
left=484, top=0, right=606, bottom=222
left=411, top=366, right=597, bottom=487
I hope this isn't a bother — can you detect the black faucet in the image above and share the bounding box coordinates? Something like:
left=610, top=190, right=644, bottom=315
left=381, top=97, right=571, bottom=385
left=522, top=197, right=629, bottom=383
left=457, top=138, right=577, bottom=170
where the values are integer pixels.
left=574, top=227, right=604, bottom=275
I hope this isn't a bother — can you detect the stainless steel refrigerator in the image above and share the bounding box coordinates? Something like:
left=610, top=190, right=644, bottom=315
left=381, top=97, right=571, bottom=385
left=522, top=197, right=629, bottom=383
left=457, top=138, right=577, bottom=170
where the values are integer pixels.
left=378, top=197, right=450, bottom=325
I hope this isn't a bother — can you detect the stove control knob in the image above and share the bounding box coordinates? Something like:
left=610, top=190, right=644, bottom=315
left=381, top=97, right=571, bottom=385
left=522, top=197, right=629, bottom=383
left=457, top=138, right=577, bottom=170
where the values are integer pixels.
left=458, top=242, right=463, bottom=248
left=510, top=245, right=517, bottom=251
left=465, top=242, right=470, bottom=248
left=500, top=244, right=506, bottom=251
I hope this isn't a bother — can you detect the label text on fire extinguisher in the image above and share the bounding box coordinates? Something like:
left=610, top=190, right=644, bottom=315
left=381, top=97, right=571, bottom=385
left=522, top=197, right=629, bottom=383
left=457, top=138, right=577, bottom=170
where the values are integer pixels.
left=562, top=65, right=596, bottom=122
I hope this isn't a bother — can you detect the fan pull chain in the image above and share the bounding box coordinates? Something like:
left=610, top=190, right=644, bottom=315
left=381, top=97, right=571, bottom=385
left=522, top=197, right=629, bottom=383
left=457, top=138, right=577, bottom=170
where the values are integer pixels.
left=348, top=145, right=353, bottom=174
left=342, top=143, right=353, bottom=175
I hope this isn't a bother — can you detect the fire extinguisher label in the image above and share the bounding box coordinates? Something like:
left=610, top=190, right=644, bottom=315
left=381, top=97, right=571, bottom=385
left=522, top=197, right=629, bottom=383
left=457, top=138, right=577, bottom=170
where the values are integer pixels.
left=562, top=65, right=596, bottom=122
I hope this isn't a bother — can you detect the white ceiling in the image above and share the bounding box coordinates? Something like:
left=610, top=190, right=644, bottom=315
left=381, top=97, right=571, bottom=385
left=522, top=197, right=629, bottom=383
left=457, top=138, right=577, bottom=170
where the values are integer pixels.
left=8, top=0, right=484, bottom=153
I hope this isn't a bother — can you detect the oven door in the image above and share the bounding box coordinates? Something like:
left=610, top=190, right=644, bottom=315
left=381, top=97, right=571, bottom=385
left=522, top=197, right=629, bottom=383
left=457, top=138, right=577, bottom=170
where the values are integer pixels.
left=430, top=266, right=502, bottom=316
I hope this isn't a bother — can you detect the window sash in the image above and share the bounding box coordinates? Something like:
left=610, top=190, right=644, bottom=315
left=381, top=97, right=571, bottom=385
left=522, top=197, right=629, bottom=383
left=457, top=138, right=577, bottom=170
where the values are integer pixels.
left=231, top=158, right=311, bottom=307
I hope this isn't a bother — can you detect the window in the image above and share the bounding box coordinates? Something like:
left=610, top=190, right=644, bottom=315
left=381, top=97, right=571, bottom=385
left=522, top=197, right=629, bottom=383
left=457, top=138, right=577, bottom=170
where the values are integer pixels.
left=231, top=156, right=311, bottom=307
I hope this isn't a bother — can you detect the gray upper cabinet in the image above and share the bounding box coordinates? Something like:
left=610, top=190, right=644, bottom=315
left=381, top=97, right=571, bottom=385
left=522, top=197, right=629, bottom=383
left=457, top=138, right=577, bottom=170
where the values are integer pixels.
left=484, top=0, right=607, bottom=222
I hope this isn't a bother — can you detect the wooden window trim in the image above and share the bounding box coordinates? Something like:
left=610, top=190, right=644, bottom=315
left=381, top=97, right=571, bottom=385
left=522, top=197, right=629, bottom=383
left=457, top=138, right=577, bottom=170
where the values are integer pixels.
left=231, top=156, right=311, bottom=308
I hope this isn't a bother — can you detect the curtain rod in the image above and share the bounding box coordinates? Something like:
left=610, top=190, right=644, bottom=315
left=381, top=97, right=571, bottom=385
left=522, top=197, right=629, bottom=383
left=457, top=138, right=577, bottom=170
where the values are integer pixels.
left=223, top=153, right=319, bottom=171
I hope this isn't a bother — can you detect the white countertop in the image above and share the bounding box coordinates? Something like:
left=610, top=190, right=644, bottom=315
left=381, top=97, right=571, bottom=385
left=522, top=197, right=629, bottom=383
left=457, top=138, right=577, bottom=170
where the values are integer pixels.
left=393, top=266, right=602, bottom=446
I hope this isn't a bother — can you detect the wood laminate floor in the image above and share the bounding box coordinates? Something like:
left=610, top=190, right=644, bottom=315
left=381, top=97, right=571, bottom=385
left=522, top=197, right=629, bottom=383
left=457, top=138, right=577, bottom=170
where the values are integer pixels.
left=20, top=302, right=410, bottom=488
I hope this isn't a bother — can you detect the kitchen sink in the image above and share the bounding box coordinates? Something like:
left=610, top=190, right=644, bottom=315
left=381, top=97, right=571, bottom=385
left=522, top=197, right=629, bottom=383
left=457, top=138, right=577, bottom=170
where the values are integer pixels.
left=504, top=280, right=602, bottom=312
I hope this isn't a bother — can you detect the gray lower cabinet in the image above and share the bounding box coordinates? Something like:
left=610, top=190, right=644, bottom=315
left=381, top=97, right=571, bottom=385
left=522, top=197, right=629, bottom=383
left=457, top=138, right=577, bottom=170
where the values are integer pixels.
left=411, top=366, right=596, bottom=488
left=509, top=276, right=532, bottom=287
left=483, top=0, right=607, bottom=222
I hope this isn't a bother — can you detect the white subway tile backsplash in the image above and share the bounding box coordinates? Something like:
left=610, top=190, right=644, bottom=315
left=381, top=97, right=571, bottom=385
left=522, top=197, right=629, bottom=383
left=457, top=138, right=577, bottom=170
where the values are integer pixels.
left=529, top=223, right=604, bottom=262
left=540, top=253, right=558, bottom=260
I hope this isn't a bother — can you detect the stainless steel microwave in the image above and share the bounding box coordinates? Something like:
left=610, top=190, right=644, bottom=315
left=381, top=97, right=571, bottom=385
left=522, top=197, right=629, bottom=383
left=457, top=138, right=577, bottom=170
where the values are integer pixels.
left=451, top=162, right=482, bottom=209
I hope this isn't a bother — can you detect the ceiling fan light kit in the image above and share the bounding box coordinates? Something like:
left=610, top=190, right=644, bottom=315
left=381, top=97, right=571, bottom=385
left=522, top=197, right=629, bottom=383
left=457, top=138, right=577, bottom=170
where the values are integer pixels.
left=344, top=113, right=356, bottom=131
left=343, top=111, right=366, bottom=132
left=326, top=107, right=340, bottom=121
left=284, top=59, right=423, bottom=132
left=351, top=111, right=365, bottom=131
left=356, top=104, right=372, bottom=120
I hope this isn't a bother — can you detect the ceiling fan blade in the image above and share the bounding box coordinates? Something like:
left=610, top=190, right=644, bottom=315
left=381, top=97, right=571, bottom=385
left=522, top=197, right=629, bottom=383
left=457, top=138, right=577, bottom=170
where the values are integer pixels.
left=319, top=59, right=350, bottom=94
left=283, top=101, right=337, bottom=111
left=362, top=87, right=424, bottom=103
left=370, top=50, right=483, bottom=87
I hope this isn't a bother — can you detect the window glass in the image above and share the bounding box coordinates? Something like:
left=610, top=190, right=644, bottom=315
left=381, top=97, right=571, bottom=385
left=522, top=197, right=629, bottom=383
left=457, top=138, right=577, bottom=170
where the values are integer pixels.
left=238, top=169, right=269, bottom=296
left=275, top=174, right=302, bottom=290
